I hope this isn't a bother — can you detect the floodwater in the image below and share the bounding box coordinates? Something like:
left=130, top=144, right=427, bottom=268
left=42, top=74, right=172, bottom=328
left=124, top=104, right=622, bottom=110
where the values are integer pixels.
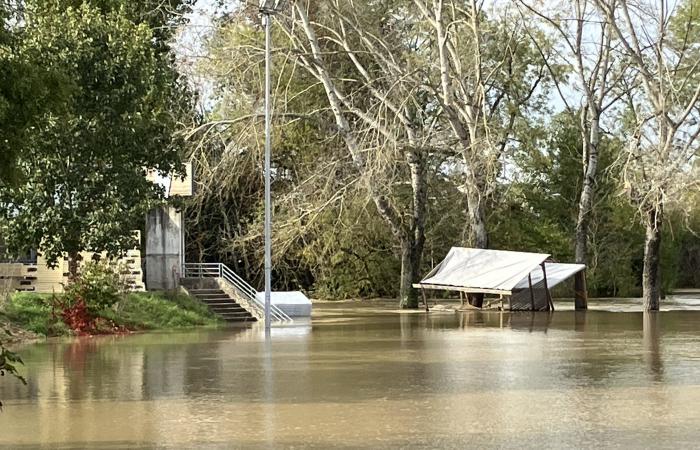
left=1, top=297, right=700, bottom=449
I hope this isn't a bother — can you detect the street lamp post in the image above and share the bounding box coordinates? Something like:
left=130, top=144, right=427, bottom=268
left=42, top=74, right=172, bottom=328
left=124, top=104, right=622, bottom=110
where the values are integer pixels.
left=259, top=0, right=286, bottom=331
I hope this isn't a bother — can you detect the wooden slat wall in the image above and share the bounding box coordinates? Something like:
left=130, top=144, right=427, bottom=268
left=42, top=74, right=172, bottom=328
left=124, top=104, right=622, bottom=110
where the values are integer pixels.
left=0, top=246, right=145, bottom=293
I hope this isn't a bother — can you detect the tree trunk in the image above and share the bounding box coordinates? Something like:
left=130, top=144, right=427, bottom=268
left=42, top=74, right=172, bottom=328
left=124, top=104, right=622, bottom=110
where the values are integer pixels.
left=642, top=206, right=663, bottom=311
left=67, top=251, right=80, bottom=279
left=465, top=185, right=486, bottom=306
left=465, top=171, right=487, bottom=308
left=399, top=240, right=419, bottom=308
left=574, top=270, right=588, bottom=310
left=574, top=107, right=600, bottom=265
left=465, top=184, right=488, bottom=249
left=399, top=149, right=428, bottom=309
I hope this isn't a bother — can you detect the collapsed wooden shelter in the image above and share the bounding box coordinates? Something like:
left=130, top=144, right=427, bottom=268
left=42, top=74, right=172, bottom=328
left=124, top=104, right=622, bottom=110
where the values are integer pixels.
left=413, top=248, right=588, bottom=311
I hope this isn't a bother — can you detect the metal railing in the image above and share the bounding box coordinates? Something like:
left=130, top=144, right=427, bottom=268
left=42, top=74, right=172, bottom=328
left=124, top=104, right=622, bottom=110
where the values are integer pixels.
left=182, top=262, right=292, bottom=323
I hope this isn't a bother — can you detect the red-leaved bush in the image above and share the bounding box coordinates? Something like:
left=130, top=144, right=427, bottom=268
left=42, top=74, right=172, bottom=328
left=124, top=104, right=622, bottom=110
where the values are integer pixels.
left=51, top=262, right=129, bottom=336
left=57, top=296, right=93, bottom=334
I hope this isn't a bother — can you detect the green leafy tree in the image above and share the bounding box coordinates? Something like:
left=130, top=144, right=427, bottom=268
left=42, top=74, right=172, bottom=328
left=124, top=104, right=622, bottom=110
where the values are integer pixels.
left=0, top=2, right=69, bottom=186
left=0, top=1, right=191, bottom=272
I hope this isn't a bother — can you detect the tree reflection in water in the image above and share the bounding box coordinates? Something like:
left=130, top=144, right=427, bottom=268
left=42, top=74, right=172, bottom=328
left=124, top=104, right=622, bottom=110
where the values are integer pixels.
left=643, top=311, right=664, bottom=382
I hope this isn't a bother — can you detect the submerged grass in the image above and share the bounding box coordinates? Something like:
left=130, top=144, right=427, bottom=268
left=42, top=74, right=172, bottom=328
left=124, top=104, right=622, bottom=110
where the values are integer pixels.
left=1, top=291, right=221, bottom=337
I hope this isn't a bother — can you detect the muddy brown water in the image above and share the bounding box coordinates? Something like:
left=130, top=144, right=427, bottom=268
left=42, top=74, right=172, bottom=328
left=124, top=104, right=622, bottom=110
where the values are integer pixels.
left=1, top=297, right=700, bottom=449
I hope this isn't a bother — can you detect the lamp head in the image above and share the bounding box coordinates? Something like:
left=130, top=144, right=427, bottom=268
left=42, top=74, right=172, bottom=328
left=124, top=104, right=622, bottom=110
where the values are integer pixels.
left=259, top=0, right=288, bottom=14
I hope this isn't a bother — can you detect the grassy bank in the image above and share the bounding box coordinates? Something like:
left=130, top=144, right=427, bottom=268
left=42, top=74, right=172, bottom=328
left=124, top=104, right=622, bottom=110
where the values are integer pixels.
left=0, top=291, right=221, bottom=338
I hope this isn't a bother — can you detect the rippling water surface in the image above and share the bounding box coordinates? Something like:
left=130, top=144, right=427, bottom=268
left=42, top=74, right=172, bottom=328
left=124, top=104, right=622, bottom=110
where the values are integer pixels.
left=1, top=296, right=700, bottom=449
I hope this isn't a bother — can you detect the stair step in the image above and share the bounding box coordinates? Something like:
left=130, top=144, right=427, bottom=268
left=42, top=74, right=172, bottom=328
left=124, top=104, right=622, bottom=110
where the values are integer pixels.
left=203, top=301, right=240, bottom=306
left=209, top=306, right=248, bottom=314
left=186, top=285, right=257, bottom=323
left=223, top=316, right=257, bottom=323
left=212, top=311, right=248, bottom=316
left=207, top=303, right=244, bottom=308
left=202, top=302, right=240, bottom=307
left=219, top=312, right=254, bottom=318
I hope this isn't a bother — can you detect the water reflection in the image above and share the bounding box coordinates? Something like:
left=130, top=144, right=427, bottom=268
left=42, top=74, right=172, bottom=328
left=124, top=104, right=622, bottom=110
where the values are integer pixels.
left=643, top=312, right=664, bottom=382
left=0, top=305, right=699, bottom=448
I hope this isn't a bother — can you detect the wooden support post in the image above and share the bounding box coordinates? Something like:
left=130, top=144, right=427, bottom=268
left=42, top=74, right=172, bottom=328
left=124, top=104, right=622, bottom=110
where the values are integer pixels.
left=541, top=262, right=554, bottom=312
left=528, top=273, right=535, bottom=311
left=420, top=287, right=430, bottom=312
left=574, top=270, right=588, bottom=310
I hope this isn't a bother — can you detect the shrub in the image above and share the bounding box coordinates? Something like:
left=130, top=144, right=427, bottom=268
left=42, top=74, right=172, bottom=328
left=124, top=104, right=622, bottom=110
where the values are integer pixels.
left=56, top=262, right=129, bottom=334
left=63, top=262, right=128, bottom=314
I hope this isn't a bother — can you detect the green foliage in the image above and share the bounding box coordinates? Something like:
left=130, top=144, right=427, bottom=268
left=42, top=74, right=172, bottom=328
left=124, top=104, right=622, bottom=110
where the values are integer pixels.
left=0, top=3, right=70, bottom=187
left=2, top=293, right=67, bottom=336
left=63, top=262, right=127, bottom=315
left=1, top=263, right=218, bottom=336
left=186, top=12, right=352, bottom=290
left=1, top=290, right=219, bottom=337
left=109, top=292, right=220, bottom=329
left=499, top=112, right=647, bottom=296
left=0, top=0, right=192, bottom=265
left=0, top=332, right=26, bottom=405
left=294, top=198, right=401, bottom=299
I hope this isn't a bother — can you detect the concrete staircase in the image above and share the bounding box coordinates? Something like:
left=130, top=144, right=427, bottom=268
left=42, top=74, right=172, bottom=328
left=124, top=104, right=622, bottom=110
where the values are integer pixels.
left=187, top=287, right=257, bottom=323
left=181, top=263, right=293, bottom=325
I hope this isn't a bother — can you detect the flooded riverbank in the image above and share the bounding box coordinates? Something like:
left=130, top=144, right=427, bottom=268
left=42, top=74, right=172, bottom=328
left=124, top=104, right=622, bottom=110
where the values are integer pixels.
left=1, top=297, right=700, bottom=448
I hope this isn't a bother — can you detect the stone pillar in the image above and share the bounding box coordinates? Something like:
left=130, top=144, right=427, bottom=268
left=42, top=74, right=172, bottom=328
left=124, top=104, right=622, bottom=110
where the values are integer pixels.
left=145, top=206, right=184, bottom=290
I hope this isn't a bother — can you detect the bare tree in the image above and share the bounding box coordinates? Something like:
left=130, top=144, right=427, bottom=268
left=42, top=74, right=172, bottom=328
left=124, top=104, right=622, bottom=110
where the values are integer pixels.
left=413, top=0, right=549, bottom=305
left=281, top=0, right=438, bottom=307
left=518, top=0, right=624, bottom=270
left=517, top=0, right=628, bottom=310
left=595, top=0, right=700, bottom=310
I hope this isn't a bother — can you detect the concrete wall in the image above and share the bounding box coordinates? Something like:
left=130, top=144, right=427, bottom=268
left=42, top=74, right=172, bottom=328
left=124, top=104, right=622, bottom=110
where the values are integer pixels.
left=145, top=206, right=184, bottom=290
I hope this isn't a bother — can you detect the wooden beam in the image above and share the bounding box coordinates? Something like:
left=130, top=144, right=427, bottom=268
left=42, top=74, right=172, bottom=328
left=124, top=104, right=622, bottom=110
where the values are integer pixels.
left=528, top=273, right=535, bottom=311
left=420, top=287, right=430, bottom=312
left=574, top=270, right=588, bottom=310
left=412, top=283, right=511, bottom=296
left=541, top=262, right=554, bottom=312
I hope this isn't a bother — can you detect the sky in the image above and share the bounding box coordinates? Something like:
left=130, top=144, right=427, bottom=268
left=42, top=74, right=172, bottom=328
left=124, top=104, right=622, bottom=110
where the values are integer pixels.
left=175, top=0, right=228, bottom=111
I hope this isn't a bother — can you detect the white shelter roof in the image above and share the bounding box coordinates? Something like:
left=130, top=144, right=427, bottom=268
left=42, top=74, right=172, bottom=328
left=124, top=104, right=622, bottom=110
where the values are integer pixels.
left=419, top=247, right=550, bottom=293
left=514, top=263, right=586, bottom=290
